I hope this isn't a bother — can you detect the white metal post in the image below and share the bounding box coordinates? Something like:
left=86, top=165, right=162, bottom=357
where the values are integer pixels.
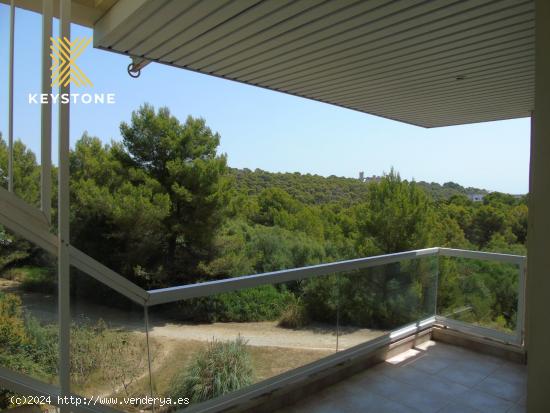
left=41, top=0, right=53, bottom=222
left=516, top=260, right=526, bottom=346
left=144, top=307, right=155, bottom=413
left=7, top=0, right=15, bottom=192
left=58, top=0, right=71, bottom=410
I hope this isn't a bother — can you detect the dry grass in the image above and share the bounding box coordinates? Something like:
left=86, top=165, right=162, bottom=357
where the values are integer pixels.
left=115, top=336, right=333, bottom=405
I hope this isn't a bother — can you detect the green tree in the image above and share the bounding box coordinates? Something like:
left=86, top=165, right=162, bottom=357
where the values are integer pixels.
left=117, top=104, right=229, bottom=285
left=355, top=169, right=435, bottom=254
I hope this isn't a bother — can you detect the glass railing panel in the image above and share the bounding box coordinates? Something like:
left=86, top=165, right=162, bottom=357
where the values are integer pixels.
left=0, top=228, right=59, bottom=386
left=70, top=267, right=150, bottom=412
left=147, top=275, right=339, bottom=408
left=437, top=256, right=520, bottom=335
left=336, top=255, right=438, bottom=351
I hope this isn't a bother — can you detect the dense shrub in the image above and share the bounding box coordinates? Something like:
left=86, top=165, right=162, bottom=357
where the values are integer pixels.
left=168, top=337, right=253, bottom=403
left=0, top=293, right=57, bottom=408
left=0, top=292, right=28, bottom=350
left=18, top=267, right=56, bottom=294
left=170, top=285, right=293, bottom=323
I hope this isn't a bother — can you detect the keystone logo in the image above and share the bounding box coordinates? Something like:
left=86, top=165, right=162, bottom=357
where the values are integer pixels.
left=50, top=36, right=93, bottom=87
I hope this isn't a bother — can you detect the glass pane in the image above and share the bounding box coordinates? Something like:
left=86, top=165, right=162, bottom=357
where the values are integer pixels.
left=70, top=268, right=150, bottom=412
left=147, top=275, right=338, bottom=408
left=337, top=256, right=438, bottom=350
left=437, top=256, right=519, bottom=334
left=0, top=228, right=58, bottom=386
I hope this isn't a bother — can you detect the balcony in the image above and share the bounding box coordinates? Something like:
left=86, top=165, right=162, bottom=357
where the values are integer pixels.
left=280, top=339, right=526, bottom=413
left=0, top=243, right=526, bottom=413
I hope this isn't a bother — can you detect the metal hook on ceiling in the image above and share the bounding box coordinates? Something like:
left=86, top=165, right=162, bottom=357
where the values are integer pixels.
left=127, top=58, right=150, bottom=78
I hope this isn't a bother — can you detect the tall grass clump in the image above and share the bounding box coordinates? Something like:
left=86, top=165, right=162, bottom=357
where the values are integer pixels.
left=169, top=337, right=253, bottom=403
left=278, top=296, right=309, bottom=329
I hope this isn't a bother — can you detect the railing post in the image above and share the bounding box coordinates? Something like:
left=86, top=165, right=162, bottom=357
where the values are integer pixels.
left=7, top=0, right=15, bottom=192
left=41, top=0, right=53, bottom=222
left=58, top=0, right=71, bottom=410
left=516, top=259, right=527, bottom=346
left=144, top=306, right=155, bottom=412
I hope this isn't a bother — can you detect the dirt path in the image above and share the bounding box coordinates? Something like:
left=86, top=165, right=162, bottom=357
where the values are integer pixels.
left=148, top=320, right=383, bottom=351
left=1, top=279, right=385, bottom=351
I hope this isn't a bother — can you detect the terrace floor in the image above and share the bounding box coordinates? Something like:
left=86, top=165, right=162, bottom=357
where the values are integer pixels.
left=280, top=340, right=526, bottom=413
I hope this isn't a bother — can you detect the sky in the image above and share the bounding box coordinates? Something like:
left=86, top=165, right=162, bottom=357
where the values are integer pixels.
left=0, top=5, right=530, bottom=194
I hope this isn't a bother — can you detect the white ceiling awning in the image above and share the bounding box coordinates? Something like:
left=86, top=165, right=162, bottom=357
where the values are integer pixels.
left=5, top=0, right=535, bottom=128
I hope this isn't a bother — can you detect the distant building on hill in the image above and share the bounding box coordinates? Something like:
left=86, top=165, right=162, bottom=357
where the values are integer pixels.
left=468, top=194, right=485, bottom=202
left=358, top=172, right=381, bottom=183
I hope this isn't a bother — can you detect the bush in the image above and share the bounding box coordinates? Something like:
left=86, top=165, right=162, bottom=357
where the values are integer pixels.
left=278, top=296, right=309, bottom=329
left=215, top=286, right=293, bottom=322
left=0, top=292, right=29, bottom=350
left=19, top=267, right=56, bottom=294
left=168, top=337, right=253, bottom=403
left=24, top=316, right=58, bottom=376
left=3, top=266, right=56, bottom=294
left=70, top=318, right=149, bottom=397
left=170, top=285, right=293, bottom=323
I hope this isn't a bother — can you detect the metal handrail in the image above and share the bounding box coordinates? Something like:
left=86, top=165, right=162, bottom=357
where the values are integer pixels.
left=146, top=247, right=440, bottom=306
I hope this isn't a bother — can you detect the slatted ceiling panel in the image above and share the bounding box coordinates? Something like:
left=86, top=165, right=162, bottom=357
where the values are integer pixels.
left=93, top=0, right=168, bottom=48
left=264, top=13, right=534, bottom=91
left=144, top=0, right=262, bottom=60
left=191, top=0, right=393, bottom=72
left=337, top=70, right=532, bottom=108
left=177, top=0, right=327, bottom=67
left=111, top=0, right=201, bottom=52
left=297, top=28, right=534, bottom=97
left=349, top=78, right=534, bottom=109
left=93, top=0, right=535, bottom=128
left=161, top=0, right=298, bottom=64
left=370, top=90, right=534, bottom=115
left=288, top=40, right=532, bottom=99
left=245, top=1, right=533, bottom=86
left=185, top=0, right=359, bottom=70
left=319, top=52, right=532, bottom=99
left=283, top=29, right=533, bottom=91
left=243, top=0, right=530, bottom=83
left=216, top=0, right=468, bottom=77
left=307, top=45, right=534, bottom=97
left=326, top=56, right=533, bottom=97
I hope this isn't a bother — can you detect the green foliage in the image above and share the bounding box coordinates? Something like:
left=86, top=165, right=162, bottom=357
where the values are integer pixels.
left=117, top=104, right=229, bottom=286
left=15, top=266, right=56, bottom=294
left=437, top=257, right=520, bottom=332
left=172, top=285, right=292, bottom=323
left=355, top=169, right=435, bottom=254
left=70, top=318, right=149, bottom=396
left=0, top=292, right=57, bottom=391
left=278, top=296, right=309, bottom=329
left=0, top=108, right=529, bottom=337
left=0, top=293, right=28, bottom=351
left=168, top=337, right=253, bottom=403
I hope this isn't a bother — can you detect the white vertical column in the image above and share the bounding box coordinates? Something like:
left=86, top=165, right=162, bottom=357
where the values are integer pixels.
left=7, top=0, right=14, bottom=192
left=527, top=0, right=550, bottom=410
left=58, top=0, right=71, bottom=409
left=41, top=0, right=53, bottom=222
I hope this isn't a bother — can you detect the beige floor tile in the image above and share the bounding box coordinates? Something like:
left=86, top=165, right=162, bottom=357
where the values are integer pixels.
left=476, top=375, right=526, bottom=403
left=407, top=354, right=452, bottom=374
left=454, top=389, right=515, bottom=413
left=436, top=363, right=489, bottom=387
left=281, top=340, right=526, bottom=413
left=437, top=401, right=481, bottom=413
